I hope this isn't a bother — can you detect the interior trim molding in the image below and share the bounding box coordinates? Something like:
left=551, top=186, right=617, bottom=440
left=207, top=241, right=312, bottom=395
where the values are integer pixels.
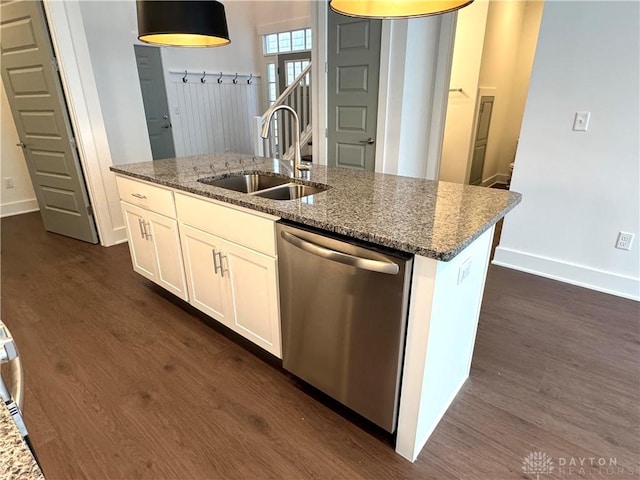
left=481, top=172, right=509, bottom=187
left=43, top=1, right=126, bottom=247
left=0, top=199, right=39, bottom=218
left=493, top=246, right=640, bottom=301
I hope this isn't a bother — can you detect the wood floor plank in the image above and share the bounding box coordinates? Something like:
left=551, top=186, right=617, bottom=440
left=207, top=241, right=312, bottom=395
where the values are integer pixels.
left=1, top=213, right=638, bottom=480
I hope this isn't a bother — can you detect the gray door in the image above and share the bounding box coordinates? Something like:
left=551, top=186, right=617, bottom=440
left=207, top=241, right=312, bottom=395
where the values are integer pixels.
left=134, top=45, right=175, bottom=160
left=0, top=0, right=98, bottom=244
left=469, top=96, right=494, bottom=186
left=327, top=8, right=381, bottom=171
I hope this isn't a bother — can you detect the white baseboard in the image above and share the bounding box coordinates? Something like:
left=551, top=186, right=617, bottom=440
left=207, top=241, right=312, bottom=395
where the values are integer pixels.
left=481, top=173, right=510, bottom=187
left=1, top=199, right=39, bottom=218
left=493, top=247, right=640, bottom=301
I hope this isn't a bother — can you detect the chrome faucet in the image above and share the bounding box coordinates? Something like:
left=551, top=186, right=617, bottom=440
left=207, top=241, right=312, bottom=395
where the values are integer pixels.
left=260, top=104, right=309, bottom=176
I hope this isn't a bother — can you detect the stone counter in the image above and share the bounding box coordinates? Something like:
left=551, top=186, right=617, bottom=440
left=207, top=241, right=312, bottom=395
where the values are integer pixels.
left=0, top=402, right=44, bottom=480
left=111, top=154, right=521, bottom=261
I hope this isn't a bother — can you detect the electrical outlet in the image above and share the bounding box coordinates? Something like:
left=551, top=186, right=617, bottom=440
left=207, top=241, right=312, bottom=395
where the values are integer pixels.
left=573, top=111, right=591, bottom=131
left=3, top=177, right=14, bottom=189
left=457, top=258, right=472, bottom=285
left=615, top=232, right=634, bottom=251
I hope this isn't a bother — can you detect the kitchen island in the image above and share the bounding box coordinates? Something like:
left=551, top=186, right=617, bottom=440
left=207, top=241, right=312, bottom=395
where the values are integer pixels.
left=111, top=153, right=520, bottom=461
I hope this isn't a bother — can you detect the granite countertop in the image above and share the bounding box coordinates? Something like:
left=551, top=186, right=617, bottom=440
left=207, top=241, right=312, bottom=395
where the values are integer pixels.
left=111, top=154, right=521, bottom=261
left=0, top=403, right=44, bottom=479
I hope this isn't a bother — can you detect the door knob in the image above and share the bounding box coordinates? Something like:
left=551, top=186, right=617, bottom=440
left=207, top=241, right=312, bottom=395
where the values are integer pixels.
left=359, top=138, right=374, bottom=145
left=161, top=124, right=172, bottom=129
left=16, top=142, right=26, bottom=148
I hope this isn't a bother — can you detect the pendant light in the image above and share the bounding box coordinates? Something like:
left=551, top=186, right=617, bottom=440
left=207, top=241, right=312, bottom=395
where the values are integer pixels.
left=330, top=0, right=474, bottom=19
left=136, top=1, right=230, bottom=47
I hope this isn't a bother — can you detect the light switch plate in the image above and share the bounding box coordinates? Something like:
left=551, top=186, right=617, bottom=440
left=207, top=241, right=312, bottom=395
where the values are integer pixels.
left=573, top=111, right=591, bottom=131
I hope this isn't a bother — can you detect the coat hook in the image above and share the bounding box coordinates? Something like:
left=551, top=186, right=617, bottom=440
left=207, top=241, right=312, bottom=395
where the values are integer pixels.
left=217, top=72, right=223, bottom=84
left=201, top=71, right=206, bottom=83
left=233, top=73, right=238, bottom=84
left=182, top=70, right=188, bottom=83
left=247, top=73, right=253, bottom=85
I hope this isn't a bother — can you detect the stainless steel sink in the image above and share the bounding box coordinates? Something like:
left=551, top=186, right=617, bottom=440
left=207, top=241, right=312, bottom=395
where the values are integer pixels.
left=198, top=173, right=289, bottom=193
left=253, top=183, right=328, bottom=200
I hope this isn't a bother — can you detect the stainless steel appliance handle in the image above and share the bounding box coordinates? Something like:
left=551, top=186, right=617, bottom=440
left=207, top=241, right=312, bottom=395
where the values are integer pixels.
left=0, top=323, right=24, bottom=411
left=281, top=231, right=399, bottom=275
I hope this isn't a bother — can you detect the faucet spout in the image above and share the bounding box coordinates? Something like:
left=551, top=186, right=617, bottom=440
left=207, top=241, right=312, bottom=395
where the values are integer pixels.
left=260, top=104, right=308, bottom=175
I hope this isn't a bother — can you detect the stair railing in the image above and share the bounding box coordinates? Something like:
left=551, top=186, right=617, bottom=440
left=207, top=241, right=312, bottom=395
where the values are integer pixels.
left=254, top=62, right=312, bottom=160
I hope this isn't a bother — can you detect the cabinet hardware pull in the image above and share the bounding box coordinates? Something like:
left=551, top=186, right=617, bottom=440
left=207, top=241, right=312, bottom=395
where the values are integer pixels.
left=218, top=253, right=228, bottom=278
left=212, top=248, right=220, bottom=274
left=131, top=193, right=147, bottom=199
left=138, top=218, right=146, bottom=239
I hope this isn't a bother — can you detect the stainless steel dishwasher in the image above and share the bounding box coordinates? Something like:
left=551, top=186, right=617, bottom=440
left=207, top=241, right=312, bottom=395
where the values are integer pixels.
left=277, top=222, right=413, bottom=433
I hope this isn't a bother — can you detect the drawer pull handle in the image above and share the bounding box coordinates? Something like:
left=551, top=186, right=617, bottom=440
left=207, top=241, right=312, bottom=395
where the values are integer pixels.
left=131, top=193, right=147, bottom=199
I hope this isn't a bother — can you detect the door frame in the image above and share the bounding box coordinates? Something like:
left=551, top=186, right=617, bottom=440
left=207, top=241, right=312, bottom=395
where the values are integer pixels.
left=133, top=44, right=176, bottom=160
left=43, top=1, right=125, bottom=246
left=465, top=87, right=496, bottom=184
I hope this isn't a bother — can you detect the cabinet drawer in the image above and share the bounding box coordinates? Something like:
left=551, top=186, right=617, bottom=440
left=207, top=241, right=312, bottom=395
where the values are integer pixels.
left=176, top=193, right=277, bottom=257
left=116, top=175, right=176, bottom=218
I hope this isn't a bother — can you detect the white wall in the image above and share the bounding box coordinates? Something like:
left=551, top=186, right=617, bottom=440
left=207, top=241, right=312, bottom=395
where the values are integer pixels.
left=78, top=0, right=152, bottom=165
left=439, top=0, right=489, bottom=184
left=79, top=1, right=306, bottom=163
left=479, top=0, right=542, bottom=183
left=494, top=1, right=640, bottom=301
left=376, top=14, right=455, bottom=179
left=0, top=79, right=38, bottom=217
left=439, top=0, right=542, bottom=185
left=498, top=1, right=543, bottom=179
left=161, top=1, right=266, bottom=77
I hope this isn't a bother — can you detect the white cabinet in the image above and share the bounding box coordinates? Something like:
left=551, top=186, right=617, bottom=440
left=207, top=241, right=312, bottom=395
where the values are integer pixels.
left=116, top=175, right=188, bottom=301
left=116, top=175, right=281, bottom=358
left=222, top=238, right=280, bottom=355
left=176, top=193, right=281, bottom=358
left=179, top=224, right=232, bottom=325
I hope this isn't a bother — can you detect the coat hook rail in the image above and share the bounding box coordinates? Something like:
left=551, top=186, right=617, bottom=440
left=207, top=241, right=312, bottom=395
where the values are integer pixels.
left=169, top=70, right=261, bottom=84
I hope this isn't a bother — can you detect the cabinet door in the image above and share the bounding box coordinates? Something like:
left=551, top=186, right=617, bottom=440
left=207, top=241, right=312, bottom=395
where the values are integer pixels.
left=179, top=225, right=232, bottom=326
left=219, top=238, right=281, bottom=358
left=147, top=211, right=188, bottom=301
left=121, top=202, right=156, bottom=281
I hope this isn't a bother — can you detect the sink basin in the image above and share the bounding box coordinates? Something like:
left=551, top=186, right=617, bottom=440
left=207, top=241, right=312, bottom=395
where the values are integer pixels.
left=253, top=183, right=328, bottom=200
left=199, top=173, right=289, bottom=193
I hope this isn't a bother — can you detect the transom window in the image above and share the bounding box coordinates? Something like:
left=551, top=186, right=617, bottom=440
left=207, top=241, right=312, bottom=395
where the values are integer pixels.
left=264, top=28, right=312, bottom=55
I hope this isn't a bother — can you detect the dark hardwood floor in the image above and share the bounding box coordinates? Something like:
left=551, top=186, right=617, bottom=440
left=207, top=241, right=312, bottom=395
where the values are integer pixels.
left=2, top=213, right=638, bottom=480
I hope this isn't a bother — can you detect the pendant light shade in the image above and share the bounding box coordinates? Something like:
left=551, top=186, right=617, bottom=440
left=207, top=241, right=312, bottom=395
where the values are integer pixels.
left=330, top=0, right=474, bottom=19
left=136, top=1, right=230, bottom=47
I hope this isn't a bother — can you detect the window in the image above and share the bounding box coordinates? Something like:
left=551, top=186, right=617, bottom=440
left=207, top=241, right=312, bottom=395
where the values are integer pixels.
left=285, top=60, right=310, bottom=87
left=263, top=28, right=312, bottom=55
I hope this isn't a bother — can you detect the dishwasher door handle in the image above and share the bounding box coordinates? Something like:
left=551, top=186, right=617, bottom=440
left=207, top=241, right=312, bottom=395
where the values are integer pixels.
left=281, top=231, right=399, bottom=275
